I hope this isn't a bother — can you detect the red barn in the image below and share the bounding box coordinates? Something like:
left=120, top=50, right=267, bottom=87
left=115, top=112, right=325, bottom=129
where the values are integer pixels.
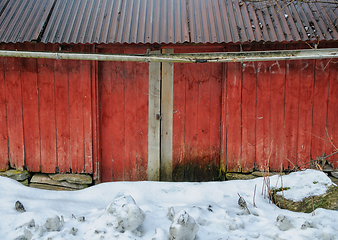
left=0, top=0, right=337, bottom=182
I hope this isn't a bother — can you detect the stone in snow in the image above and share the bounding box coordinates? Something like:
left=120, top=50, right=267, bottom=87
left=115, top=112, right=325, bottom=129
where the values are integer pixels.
left=275, top=214, right=293, bottom=231
left=169, top=210, right=199, bottom=240
left=15, top=200, right=26, bottom=213
left=44, top=215, right=64, bottom=232
left=105, top=195, right=146, bottom=232
left=167, top=207, right=175, bottom=221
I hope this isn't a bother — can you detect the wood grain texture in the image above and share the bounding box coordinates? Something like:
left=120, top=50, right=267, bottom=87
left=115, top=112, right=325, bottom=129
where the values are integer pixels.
left=226, top=61, right=242, bottom=172
left=0, top=45, right=8, bottom=171
left=38, top=44, right=57, bottom=173
left=148, top=50, right=161, bottom=181
left=20, top=43, right=41, bottom=172
left=241, top=61, right=256, bottom=172
left=173, top=63, right=186, bottom=181
left=311, top=59, right=330, bottom=160
left=269, top=59, right=286, bottom=171
left=284, top=58, right=301, bottom=169
left=161, top=48, right=174, bottom=181
left=256, top=61, right=271, bottom=171
left=5, top=44, right=24, bottom=170
left=326, top=59, right=338, bottom=169
left=55, top=57, right=70, bottom=173
left=297, top=59, right=315, bottom=168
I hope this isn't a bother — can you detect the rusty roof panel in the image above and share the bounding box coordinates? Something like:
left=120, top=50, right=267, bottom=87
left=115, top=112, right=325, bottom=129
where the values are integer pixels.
left=0, top=0, right=55, bottom=43
left=0, top=0, right=337, bottom=44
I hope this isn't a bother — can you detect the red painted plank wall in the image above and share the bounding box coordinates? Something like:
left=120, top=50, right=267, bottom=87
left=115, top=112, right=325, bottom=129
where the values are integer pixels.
left=172, top=43, right=338, bottom=178
left=0, top=42, right=337, bottom=182
left=173, top=46, right=223, bottom=181
left=98, top=47, right=149, bottom=182
left=0, top=43, right=93, bottom=174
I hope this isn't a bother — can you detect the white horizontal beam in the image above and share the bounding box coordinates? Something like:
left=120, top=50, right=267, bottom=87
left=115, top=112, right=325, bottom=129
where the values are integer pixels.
left=0, top=48, right=337, bottom=63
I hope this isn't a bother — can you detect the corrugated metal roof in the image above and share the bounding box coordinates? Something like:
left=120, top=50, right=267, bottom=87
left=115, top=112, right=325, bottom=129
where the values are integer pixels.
left=0, top=0, right=337, bottom=44
left=0, top=0, right=55, bottom=43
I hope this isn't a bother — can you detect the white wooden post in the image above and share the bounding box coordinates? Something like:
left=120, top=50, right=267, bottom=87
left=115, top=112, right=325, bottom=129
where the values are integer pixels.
left=148, top=50, right=161, bottom=181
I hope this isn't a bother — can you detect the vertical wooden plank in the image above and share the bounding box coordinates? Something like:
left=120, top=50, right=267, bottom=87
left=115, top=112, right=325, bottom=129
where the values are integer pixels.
left=55, top=56, right=70, bottom=173
left=99, top=49, right=114, bottom=182
left=184, top=63, right=199, bottom=180
left=326, top=59, right=338, bottom=169
left=81, top=45, right=93, bottom=173
left=241, top=61, right=256, bottom=172
left=197, top=64, right=211, bottom=180
left=256, top=61, right=271, bottom=171
left=20, top=43, right=41, bottom=172
left=124, top=60, right=137, bottom=180
left=298, top=59, right=315, bottom=168
left=0, top=45, right=8, bottom=171
left=284, top=58, right=301, bottom=169
left=92, top=45, right=101, bottom=182
left=110, top=54, right=125, bottom=181
left=269, top=59, right=286, bottom=171
left=226, top=60, right=242, bottom=172
left=5, top=44, right=24, bottom=170
left=135, top=57, right=149, bottom=180
left=220, top=61, right=227, bottom=175
left=173, top=63, right=186, bottom=181
left=209, top=63, right=223, bottom=177
left=311, top=59, right=330, bottom=160
left=148, top=50, right=161, bottom=181
left=38, top=44, right=57, bottom=173
left=161, top=48, right=174, bottom=181
left=68, top=45, right=84, bottom=173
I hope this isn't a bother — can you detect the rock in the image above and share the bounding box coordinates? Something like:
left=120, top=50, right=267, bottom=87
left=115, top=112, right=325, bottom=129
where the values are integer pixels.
left=44, top=215, right=63, bottom=232
left=70, top=227, right=78, bottom=236
left=0, top=169, right=29, bottom=181
left=167, top=207, right=175, bottom=221
left=106, top=195, right=146, bottom=232
left=29, top=183, right=75, bottom=191
left=14, top=229, right=32, bottom=240
left=49, top=173, right=92, bottom=184
left=226, top=173, right=257, bottom=180
left=238, top=196, right=247, bottom=210
left=272, top=185, right=338, bottom=213
left=15, top=201, right=26, bottom=212
left=301, top=221, right=315, bottom=230
left=31, top=173, right=88, bottom=190
left=252, top=171, right=284, bottom=177
left=276, top=214, right=293, bottom=231
left=331, top=171, right=338, bottom=179
left=34, top=225, right=46, bottom=237
left=19, top=179, right=29, bottom=186
left=169, top=210, right=199, bottom=240
left=24, top=229, right=32, bottom=240
left=15, top=219, right=35, bottom=230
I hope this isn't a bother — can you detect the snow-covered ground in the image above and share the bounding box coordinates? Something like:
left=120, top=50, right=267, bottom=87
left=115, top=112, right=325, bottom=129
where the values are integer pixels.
left=0, top=169, right=337, bottom=240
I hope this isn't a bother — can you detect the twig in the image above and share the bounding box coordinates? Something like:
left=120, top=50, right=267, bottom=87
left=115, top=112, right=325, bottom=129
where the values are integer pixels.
left=277, top=0, right=295, bottom=12
left=238, top=193, right=251, bottom=214
left=253, top=184, right=257, bottom=208
left=326, top=127, right=338, bottom=152
left=280, top=164, right=286, bottom=209
left=304, top=130, right=330, bottom=143
left=283, top=155, right=299, bottom=171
